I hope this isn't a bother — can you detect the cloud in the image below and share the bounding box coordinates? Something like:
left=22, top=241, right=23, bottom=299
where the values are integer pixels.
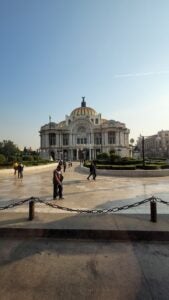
left=114, top=70, right=169, bottom=78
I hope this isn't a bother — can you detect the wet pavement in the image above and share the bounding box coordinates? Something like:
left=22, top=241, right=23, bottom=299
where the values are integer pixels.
left=0, top=162, right=169, bottom=214
left=1, top=164, right=169, bottom=299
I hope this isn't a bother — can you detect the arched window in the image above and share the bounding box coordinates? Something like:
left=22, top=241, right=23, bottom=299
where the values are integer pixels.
left=76, top=126, right=87, bottom=145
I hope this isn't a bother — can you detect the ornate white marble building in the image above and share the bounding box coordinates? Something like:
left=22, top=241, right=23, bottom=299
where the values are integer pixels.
left=39, top=98, right=130, bottom=160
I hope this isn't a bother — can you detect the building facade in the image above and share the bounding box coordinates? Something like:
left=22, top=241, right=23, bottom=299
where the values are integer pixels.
left=39, top=98, right=130, bottom=161
left=136, top=130, right=169, bottom=159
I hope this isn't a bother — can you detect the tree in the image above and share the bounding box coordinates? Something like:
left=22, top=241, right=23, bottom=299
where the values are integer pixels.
left=0, top=140, right=20, bottom=162
left=109, top=149, right=115, bottom=155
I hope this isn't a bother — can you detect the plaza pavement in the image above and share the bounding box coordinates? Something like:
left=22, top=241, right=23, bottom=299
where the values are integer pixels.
left=1, top=164, right=169, bottom=299
left=0, top=162, right=169, bottom=239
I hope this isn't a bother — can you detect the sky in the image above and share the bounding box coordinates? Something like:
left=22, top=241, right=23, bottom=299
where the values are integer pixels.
left=0, top=0, right=169, bottom=149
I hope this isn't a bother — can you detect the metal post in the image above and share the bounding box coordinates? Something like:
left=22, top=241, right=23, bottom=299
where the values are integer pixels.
left=29, top=200, right=35, bottom=221
left=142, top=136, right=145, bottom=168
left=150, top=199, right=157, bottom=222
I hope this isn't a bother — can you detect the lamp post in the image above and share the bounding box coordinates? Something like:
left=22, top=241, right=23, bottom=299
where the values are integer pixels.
left=100, top=124, right=103, bottom=153
left=130, top=138, right=135, bottom=158
left=142, top=136, right=145, bottom=168
left=155, top=136, right=161, bottom=158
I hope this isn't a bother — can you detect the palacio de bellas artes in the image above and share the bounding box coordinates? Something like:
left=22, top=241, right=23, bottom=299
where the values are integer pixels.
left=39, top=97, right=130, bottom=161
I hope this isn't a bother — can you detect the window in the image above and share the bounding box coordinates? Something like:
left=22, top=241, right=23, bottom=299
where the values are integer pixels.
left=108, top=131, right=116, bottom=144
left=94, top=133, right=102, bottom=145
left=49, top=133, right=56, bottom=146
left=63, top=134, right=69, bottom=145
left=77, top=138, right=87, bottom=144
left=95, top=118, right=98, bottom=124
left=77, top=126, right=87, bottom=145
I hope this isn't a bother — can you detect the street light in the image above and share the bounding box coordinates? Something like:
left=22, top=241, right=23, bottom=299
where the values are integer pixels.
left=141, top=135, right=162, bottom=166
left=100, top=124, right=103, bottom=153
left=155, top=136, right=161, bottom=158
left=137, top=135, right=146, bottom=167
left=130, top=138, right=135, bottom=158
left=142, top=136, right=145, bottom=167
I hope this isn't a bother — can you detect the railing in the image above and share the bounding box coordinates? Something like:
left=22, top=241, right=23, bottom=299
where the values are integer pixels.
left=0, top=196, right=168, bottom=222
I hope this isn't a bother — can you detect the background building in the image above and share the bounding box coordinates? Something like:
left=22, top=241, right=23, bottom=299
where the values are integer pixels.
left=136, top=130, right=169, bottom=159
left=39, top=98, right=130, bottom=161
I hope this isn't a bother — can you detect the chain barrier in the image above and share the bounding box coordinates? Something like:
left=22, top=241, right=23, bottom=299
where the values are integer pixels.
left=155, top=197, right=169, bottom=205
left=0, top=197, right=35, bottom=210
left=0, top=195, right=167, bottom=214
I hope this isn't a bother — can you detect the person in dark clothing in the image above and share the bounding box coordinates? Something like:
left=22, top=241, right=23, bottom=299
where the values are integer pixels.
left=53, top=165, right=64, bottom=199
left=87, top=161, right=97, bottom=180
left=63, top=160, right=67, bottom=172
left=92, top=162, right=96, bottom=180
left=13, top=162, right=18, bottom=175
left=18, top=163, right=24, bottom=178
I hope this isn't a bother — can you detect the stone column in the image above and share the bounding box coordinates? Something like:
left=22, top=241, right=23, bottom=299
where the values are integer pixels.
left=105, top=132, right=108, bottom=146
left=56, top=134, right=59, bottom=146
left=71, top=149, right=73, bottom=161
left=45, top=134, right=49, bottom=147
left=91, top=132, right=94, bottom=144
left=76, top=149, right=79, bottom=160
left=69, top=134, right=71, bottom=147
left=89, top=148, right=91, bottom=160
left=40, top=135, right=43, bottom=148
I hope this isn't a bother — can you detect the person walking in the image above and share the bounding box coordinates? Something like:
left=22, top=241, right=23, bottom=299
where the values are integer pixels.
left=68, top=160, right=72, bottom=168
left=53, top=164, right=64, bottom=200
left=13, top=162, right=18, bottom=175
left=63, top=160, right=67, bottom=172
left=18, top=163, right=24, bottom=179
left=87, top=161, right=97, bottom=180
left=92, top=161, right=97, bottom=180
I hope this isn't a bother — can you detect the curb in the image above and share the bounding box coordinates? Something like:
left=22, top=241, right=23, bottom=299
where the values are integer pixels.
left=1, top=228, right=169, bottom=241
left=79, top=165, right=169, bottom=177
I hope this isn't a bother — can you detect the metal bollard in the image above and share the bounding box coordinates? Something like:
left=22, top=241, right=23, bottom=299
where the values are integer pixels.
left=150, top=199, right=157, bottom=222
left=29, top=200, right=35, bottom=221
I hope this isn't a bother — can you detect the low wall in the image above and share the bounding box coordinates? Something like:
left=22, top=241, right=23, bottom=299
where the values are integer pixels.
left=0, top=163, right=56, bottom=175
left=80, top=166, right=169, bottom=177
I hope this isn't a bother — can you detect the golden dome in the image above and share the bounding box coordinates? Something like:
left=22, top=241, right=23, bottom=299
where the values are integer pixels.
left=70, top=106, right=97, bottom=117
left=70, top=98, right=97, bottom=117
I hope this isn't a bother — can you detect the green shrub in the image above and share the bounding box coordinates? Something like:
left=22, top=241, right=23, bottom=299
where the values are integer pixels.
left=161, top=165, right=169, bottom=169
left=0, top=161, right=13, bottom=168
left=96, top=152, right=109, bottom=159
left=111, top=165, right=136, bottom=170
left=0, top=154, right=6, bottom=164
left=96, top=164, right=136, bottom=170
left=109, top=154, right=120, bottom=163
left=137, top=165, right=160, bottom=170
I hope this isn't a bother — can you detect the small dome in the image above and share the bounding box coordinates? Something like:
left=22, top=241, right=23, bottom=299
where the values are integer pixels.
left=70, top=106, right=97, bottom=117
left=58, top=121, right=66, bottom=128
